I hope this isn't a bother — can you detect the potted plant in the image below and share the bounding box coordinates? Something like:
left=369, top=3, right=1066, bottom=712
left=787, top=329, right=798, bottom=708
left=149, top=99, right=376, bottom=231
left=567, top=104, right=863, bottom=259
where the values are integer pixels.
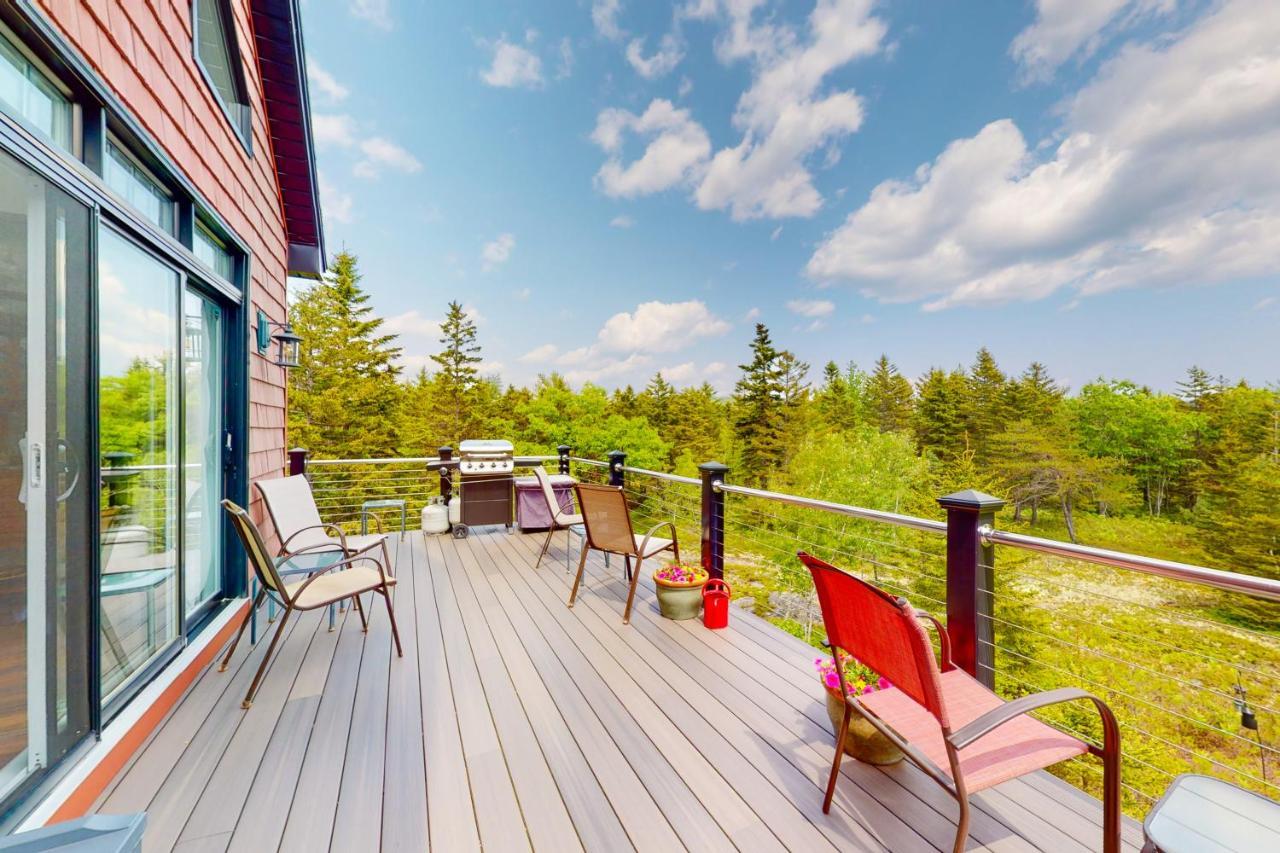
left=652, top=562, right=708, bottom=620
left=815, top=653, right=903, bottom=765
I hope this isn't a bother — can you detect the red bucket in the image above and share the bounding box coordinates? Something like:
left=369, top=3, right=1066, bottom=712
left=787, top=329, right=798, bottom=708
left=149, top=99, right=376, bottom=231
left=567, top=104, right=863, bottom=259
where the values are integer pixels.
left=702, top=579, right=731, bottom=629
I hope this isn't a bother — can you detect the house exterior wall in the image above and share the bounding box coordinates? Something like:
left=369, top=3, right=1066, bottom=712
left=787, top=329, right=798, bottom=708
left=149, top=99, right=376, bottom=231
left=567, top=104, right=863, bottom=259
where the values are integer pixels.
left=34, top=0, right=290, bottom=521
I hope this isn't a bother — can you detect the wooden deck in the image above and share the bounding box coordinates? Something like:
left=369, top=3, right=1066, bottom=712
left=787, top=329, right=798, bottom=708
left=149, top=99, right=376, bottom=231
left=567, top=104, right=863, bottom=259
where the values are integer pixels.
left=94, top=527, right=1141, bottom=852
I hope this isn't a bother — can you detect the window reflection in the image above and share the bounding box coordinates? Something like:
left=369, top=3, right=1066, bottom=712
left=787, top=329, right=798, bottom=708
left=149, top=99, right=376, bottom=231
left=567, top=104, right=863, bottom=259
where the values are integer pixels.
left=98, top=229, right=179, bottom=700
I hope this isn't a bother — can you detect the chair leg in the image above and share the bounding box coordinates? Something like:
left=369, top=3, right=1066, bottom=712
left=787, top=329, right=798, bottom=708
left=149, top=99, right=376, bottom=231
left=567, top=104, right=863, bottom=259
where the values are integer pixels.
left=353, top=593, right=368, bottom=632
left=952, top=797, right=971, bottom=853
left=243, top=605, right=291, bottom=709
left=380, top=586, right=403, bottom=657
left=823, top=701, right=851, bottom=813
left=536, top=529, right=553, bottom=568
left=623, top=555, right=632, bottom=583
left=220, top=588, right=266, bottom=672
left=1101, top=742, right=1122, bottom=853
left=622, top=557, right=644, bottom=624
left=568, top=545, right=589, bottom=607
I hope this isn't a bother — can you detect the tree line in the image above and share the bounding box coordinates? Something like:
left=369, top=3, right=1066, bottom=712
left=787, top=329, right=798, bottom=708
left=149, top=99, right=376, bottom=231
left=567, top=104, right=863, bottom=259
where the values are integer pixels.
left=288, top=252, right=1279, bottom=582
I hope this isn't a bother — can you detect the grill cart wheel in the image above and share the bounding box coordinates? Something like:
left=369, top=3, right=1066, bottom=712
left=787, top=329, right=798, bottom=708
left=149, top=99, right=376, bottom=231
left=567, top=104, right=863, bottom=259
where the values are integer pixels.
left=453, top=524, right=469, bottom=539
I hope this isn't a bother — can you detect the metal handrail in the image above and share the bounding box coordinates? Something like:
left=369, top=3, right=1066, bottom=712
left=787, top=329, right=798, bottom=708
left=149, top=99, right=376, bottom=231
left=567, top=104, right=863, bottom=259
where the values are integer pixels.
left=982, top=527, right=1280, bottom=602
left=309, top=456, right=438, bottom=466
left=620, top=466, right=700, bottom=486
left=713, top=481, right=948, bottom=536
left=570, top=457, right=611, bottom=469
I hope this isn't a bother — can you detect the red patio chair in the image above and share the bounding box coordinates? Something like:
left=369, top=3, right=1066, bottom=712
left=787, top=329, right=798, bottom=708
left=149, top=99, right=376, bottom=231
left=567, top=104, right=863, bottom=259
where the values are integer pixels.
left=798, top=551, right=1121, bottom=853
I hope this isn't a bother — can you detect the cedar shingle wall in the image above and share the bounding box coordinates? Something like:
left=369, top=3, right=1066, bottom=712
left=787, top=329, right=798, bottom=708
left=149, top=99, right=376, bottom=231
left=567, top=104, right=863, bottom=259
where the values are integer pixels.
left=35, top=0, right=294, bottom=527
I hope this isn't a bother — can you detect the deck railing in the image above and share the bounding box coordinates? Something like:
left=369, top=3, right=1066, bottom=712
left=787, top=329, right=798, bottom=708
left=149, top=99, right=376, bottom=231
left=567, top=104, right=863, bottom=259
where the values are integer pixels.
left=286, top=447, right=1280, bottom=814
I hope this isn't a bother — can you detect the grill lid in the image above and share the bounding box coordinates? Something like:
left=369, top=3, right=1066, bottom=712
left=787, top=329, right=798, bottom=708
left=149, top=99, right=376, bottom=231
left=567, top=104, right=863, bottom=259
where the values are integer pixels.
left=459, top=439, right=514, bottom=456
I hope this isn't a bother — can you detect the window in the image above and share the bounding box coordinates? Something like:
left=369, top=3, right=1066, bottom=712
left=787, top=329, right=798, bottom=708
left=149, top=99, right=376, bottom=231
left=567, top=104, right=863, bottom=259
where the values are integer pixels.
left=105, top=141, right=176, bottom=235
left=0, top=28, right=72, bottom=150
left=193, top=0, right=251, bottom=146
left=194, top=221, right=235, bottom=281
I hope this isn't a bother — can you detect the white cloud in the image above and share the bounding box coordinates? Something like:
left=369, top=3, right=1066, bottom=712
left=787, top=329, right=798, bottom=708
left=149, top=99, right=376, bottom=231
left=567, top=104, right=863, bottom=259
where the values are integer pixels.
left=592, top=99, right=711, bottom=197
left=520, top=343, right=559, bottom=363
left=565, top=353, right=652, bottom=384
left=557, top=37, right=575, bottom=79
left=770, top=225, right=783, bottom=240
left=808, top=0, right=1280, bottom=311
left=610, top=214, right=636, bottom=228
left=312, top=113, right=357, bottom=148
left=596, top=299, right=730, bottom=353
left=787, top=298, right=835, bottom=317
left=693, top=0, right=887, bottom=220
left=354, top=137, right=423, bottom=178
left=1011, top=0, right=1174, bottom=82
left=593, top=0, right=886, bottom=220
left=482, top=37, right=545, bottom=89
left=348, top=0, right=391, bottom=30
left=481, top=233, right=516, bottom=271
left=307, top=62, right=348, bottom=101
left=1255, top=296, right=1277, bottom=311
left=383, top=310, right=440, bottom=337
left=661, top=362, right=697, bottom=383
left=626, top=34, right=684, bottom=79
left=318, top=173, right=353, bottom=224
left=677, top=76, right=694, bottom=98
left=593, top=0, right=625, bottom=41
left=744, top=307, right=760, bottom=321
left=515, top=287, right=532, bottom=301
left=679, top=0, right=719, bottom=21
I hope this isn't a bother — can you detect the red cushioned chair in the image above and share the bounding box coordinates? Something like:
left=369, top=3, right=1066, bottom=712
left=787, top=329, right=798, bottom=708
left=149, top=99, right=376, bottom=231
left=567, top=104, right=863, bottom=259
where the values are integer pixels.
left=798, top=551, right=1121, bottom=853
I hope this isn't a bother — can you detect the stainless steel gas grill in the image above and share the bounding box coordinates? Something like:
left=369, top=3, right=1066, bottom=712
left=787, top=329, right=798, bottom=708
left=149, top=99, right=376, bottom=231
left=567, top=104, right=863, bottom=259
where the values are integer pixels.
left=453, top=439, right=515, bottom=538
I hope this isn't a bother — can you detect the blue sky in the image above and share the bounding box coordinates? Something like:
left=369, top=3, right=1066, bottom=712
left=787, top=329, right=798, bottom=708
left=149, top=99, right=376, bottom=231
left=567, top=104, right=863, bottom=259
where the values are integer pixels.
left=297, top=0, right=1279, bottom=394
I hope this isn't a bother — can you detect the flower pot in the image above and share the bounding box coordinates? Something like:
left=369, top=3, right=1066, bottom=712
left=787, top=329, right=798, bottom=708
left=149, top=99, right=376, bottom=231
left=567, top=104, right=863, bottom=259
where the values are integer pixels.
left=824, top=690, right=904, bottom=765
left=655, top=582, right=703, bottom=620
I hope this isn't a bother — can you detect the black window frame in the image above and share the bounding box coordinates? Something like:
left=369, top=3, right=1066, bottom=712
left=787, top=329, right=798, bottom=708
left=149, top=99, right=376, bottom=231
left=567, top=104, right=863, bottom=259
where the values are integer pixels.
left=189, top=0, right=253, bottom=155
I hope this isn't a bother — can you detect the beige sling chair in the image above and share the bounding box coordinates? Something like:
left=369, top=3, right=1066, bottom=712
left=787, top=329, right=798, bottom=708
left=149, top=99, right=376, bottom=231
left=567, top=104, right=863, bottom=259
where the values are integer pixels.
left=256, top=474, right=392, bottom=571
left=567, top=482, right=679, bottom=624
left=532, top=466, right=584, bottom=570
left=220, top=500, right=402, bottom=708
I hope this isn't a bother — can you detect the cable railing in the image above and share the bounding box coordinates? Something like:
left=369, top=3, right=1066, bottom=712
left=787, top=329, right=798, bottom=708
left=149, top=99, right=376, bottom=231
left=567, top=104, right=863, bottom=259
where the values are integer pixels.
left=565, top=454, right=1279, bottom=817
left=284, top=446, right=1280, bottom=815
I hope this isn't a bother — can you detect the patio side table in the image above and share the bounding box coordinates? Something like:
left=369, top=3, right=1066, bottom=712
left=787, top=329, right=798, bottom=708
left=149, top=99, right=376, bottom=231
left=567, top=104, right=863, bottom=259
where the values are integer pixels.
left=362, top=498, right=407, bottom=540
left=1143, top=773, right=1280, bottom=852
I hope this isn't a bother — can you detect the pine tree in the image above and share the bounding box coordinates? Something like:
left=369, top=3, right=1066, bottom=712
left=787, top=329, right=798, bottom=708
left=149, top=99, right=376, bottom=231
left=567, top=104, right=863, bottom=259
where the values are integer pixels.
left=914, top=368, right=968, bottom=459
left=430, top=301, right=483, bottom=443
left=610, top=385, right=640, bottom=420
left=776, top=350, right=811, bottom=467
left=866, top=355, right=913, bottom=433
left=1007, top=362, right=1064, bottom=422
left=288, top=250, right=402, bottom=457
left=732, top=323, right=785, bottom=484
left=964, top=347, right=1008, bottom=460
left=640, top=372, right=675, bottom=436
left=1177, top=366, right=1219, bottom=411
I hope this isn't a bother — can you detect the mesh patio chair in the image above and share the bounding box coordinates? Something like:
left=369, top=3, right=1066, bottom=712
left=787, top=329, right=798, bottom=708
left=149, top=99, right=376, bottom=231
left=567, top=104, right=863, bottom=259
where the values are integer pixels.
left=220, top=500, right=402, bottom=708
left=256, top=474, right=392, bottom=572
left=532, top=466, right=585, bottom=570
left=798, top=551, right=1121, bottom=853
left=568, top=482, right=679, bottom=624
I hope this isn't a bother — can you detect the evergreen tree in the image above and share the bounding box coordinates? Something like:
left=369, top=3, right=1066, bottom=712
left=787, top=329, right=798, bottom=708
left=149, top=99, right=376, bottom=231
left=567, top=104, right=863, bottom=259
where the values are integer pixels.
left=288, top=250, right=402, bottom=457
left=964, top=347, right=1008, bottom=459
left=430, top=301, right=483, bottom=444
left=610, top=385, right=640, bottom=420
left=914, top=368, right=969, bottom=459
left=1007, top=362, right=1064, bottom=422
left=733, top=323, right=785, bottom=484
left=1177, top=366, right=1219, bottom=411
left=640, top=372, right=676, bottom=436
left=866, top=355, right=913, bottom=433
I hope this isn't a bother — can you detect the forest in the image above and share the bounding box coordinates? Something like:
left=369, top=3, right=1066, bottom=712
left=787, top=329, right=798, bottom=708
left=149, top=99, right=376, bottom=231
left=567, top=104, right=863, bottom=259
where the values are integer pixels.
left=290, top=251, right=1279, bottom=813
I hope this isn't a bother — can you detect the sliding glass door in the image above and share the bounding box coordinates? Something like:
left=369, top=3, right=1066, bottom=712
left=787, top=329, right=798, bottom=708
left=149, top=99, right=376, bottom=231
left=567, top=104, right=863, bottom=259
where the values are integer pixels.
left=0, top=148, right=92, bottom=802
left=183, top=290, right=223, bottom=619
left=97, top=228, right=182, bottom=701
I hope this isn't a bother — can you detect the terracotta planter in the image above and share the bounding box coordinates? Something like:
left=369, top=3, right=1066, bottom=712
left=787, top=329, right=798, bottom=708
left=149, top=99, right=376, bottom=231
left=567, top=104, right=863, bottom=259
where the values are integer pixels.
left=654, top=582, right=703, bottom=620
left=824, top=690, right=904, bottom=765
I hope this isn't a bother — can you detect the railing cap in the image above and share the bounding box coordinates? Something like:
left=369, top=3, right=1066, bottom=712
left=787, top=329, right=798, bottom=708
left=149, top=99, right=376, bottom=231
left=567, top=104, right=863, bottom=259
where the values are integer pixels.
left=937, top=489, right=1006, bottom=512
left=698, top=461, right=730, bottom=474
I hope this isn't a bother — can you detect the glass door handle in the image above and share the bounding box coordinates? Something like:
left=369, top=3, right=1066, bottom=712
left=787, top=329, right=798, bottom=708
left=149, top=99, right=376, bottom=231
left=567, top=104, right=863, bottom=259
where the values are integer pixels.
left=55, top=438, right=80, bottom=502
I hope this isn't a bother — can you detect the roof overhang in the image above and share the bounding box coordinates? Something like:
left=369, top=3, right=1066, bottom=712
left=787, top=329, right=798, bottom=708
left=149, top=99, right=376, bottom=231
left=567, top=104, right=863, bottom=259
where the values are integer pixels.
left=252, top=0, right=326, bottom=279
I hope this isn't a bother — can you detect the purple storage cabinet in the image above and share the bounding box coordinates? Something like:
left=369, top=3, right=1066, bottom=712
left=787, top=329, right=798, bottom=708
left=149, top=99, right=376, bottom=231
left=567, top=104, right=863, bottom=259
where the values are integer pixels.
left=515, top=474, right=577, bottom=532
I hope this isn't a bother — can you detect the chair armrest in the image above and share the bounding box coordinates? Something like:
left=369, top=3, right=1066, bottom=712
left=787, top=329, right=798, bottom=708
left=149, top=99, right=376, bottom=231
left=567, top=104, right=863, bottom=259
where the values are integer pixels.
left=639, top=521, right=678, bottom=557
left=364, top=513, right=386, bottom=534
left=913, top=610, right=953, bottom=670
left=948, top=687, right=1113, bottom=751
left=280, top=523, right=347, bottom=555
left=285, top=552, right=390, bottom=600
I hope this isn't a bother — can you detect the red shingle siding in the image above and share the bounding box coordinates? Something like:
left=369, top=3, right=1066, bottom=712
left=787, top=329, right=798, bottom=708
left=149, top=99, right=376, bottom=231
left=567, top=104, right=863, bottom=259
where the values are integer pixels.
left=35, top=0, right=294, bottom=523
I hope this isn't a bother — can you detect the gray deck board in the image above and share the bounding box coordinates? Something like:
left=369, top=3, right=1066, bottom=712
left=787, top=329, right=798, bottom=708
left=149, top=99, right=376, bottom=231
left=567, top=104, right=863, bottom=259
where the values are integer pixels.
left=94, top=526, right=1136, bottom=852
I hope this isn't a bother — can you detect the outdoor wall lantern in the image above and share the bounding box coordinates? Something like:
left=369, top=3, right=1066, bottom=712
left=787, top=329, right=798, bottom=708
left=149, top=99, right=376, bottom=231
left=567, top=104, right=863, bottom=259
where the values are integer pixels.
left=256, top=309, right=302, bottom=369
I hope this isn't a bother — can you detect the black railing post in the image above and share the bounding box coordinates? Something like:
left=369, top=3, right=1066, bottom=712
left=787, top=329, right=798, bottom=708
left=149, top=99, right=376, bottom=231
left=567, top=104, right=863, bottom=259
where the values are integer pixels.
left=438, top=446, right=453, bottom=505
left=700, top=462, right=729, bottom=580
left=937, top=489, right=1005, bottom=688
left=288, top=448, right=308, bottom=476
left=607, top=450, right=626, bottom=487
left=558, top=444, right=572, bottom=475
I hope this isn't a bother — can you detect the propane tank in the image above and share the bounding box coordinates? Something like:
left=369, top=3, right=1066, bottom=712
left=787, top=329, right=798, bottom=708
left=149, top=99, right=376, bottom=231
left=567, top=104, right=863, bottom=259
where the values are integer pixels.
left=421, top=497, right=450, bottom=534
left=447, top=496, right=461, bottom=525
